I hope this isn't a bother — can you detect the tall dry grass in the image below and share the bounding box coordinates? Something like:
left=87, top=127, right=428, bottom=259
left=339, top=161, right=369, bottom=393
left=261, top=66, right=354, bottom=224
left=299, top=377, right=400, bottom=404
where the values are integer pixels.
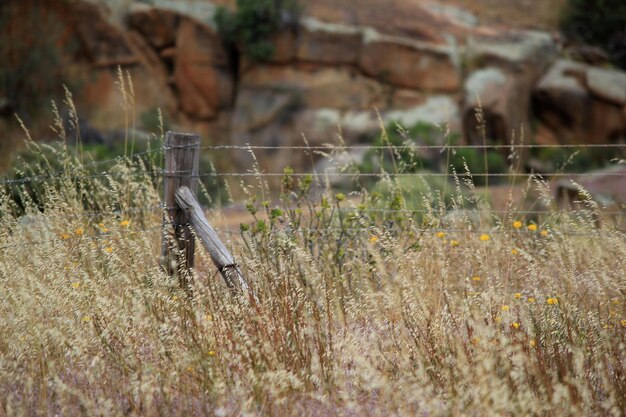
left=1, top=121, right=625, bottom=417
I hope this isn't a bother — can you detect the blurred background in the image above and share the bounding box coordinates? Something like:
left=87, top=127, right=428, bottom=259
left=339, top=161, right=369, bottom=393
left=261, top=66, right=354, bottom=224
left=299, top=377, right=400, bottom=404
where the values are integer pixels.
left=0, top=0, right=625, bottom=204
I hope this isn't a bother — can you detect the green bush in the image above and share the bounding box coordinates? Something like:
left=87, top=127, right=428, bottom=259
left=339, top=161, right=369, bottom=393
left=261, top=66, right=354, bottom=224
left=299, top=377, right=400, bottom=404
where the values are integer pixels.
left=561, top=0, right=626, bottom=69
left=215, top=0, right=299, bottom=61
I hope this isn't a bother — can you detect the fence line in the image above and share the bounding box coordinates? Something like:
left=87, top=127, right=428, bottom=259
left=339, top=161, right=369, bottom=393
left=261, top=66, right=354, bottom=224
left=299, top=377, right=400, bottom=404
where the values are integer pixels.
left=192, top=143, right=626, bottom=151
left=158, top=171, right=626, bottom=178
left=2, top=142, right=624, bottom=187
left=0, top=148, right=162, bottom=186
left=0, top=168, right=161, bottom=186
left=212, top=227, right=623, bottom=238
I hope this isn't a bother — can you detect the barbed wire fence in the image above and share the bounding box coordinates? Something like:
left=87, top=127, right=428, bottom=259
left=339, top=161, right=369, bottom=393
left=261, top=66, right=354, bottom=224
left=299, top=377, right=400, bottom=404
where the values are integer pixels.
left=0, top=139, right=625, bottom=253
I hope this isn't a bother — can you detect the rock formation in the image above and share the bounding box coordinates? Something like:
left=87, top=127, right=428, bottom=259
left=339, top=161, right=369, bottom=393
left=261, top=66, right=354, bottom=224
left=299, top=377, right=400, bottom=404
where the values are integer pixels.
left=3, top=0, right=625, bottom=173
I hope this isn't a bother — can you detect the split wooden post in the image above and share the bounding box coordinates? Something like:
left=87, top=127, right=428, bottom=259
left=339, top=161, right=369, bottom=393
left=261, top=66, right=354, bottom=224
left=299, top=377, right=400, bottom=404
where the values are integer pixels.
left=161, top=131, right=200, bottom=285
left=175, top=186, right=254, bottom=297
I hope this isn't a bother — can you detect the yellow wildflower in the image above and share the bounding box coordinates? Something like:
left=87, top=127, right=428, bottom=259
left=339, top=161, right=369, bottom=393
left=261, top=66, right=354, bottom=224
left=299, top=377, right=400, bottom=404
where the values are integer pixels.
left=514, top=293, right=522, bottom=299
left=208, top=350, right=216, bottom=357
left=472, top=276, right=482, bottom=282
left=527, top=297, right=536, bottom=303
left=511, top=322, right=520, bottom=329
left=621, top=320, right=626, bottom=327
left=104, top=247, right=113, bottom=253
left=61, top=233, right=71, bottom=240
left=450, top=239, right=459, bottom=247
left=547, top=297, right=559, bottom=305
left=501, top=305, right=510, bottom=312
left=495, top=316, right=502, bottom=323
left=529, top=339, right=537, bottom=348
left=369, top=235, right=379, bottom=243
left=527, top=224, right=538, bottom=232
left=513, top=221, right=522, bottom=229
left=81, top=316, right=91, bottom=322
left=74, top=227, right=84, bottom=236
left=436, top=231, right=445, bottom=239
left=98, top=223, right=108, bottom=232
left=71, top=282, right=81, bottom=289
left=479, top=234, right=490, bottom=241
left=510, top=249, right=518, bottom=255
left=120, top=220, right=130, bottom=227
left=540, top=230, right=549, bottom=237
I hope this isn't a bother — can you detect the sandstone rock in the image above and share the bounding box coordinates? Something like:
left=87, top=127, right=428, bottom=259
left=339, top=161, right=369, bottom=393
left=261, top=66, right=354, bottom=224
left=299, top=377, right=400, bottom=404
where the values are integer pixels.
left=586, top=67, right=626, bottom=106
left=267, top=30, right=297, bottom=63
left=232, top=89, right=295, bottom=133
left=554, top=166, right=626, bottom=208
left=422, top=2, right=478, bottom=28
left=69, top=1, right=137, bottom=66
left=137, top=0, right=219, bottom=29
left=174, top=18, right=233, bottom=119
left=464, top=30, right=558, bottom=81
left=125, top=30, right=178, bottom=113
left=462, top=67, right=529, bottom=145
left=241, top=65, right=390, bottom=110
left=386, top=95, right=461, bottom=132
left=534, top=60, right=626, bottom=144
left=294, top=108, right=342, bottom=145
left=76, top=65, right=177, bottom=132
left=295, top=17, right=363, bottom=65
left=304, top=0, right=468, bottom=42
left=127, top=4, right=179, bottom=49
left=391, top=89, right=427, bottom=109
left=340, top=96, right=461, bottom=142
left=534, top=124, right=559, bottom=146
left=358, top=34, right=460, bottom=92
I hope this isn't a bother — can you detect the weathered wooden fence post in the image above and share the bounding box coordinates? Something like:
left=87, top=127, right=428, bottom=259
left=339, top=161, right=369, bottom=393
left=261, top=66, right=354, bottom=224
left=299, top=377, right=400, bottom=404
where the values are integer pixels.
left=161, top=131, right=200, bottom=286
left=175, top=186, right=254, bottom=298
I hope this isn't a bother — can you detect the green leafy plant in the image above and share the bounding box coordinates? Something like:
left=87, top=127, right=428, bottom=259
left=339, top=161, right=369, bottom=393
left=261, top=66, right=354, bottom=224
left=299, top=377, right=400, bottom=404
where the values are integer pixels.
left=214, top=0, right=299, bottom=61
left=561, top=0, right=626, bottom=68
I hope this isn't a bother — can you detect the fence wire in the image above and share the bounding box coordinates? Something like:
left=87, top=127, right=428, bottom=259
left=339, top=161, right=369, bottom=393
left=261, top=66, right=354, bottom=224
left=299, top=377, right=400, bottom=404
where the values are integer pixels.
left=1, top=142, right=624, bottom=252
left=195, top=143, right=626, bottom=151
left=173, top=171, right=625, bottom=178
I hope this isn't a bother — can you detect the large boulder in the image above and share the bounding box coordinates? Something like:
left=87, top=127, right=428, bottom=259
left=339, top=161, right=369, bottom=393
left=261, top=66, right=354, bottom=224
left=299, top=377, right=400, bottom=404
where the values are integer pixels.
left=462, top=67, right=530, bottom=145
left=464, top=31, right=558, bottom=79
left=533, top=60, right=626, bottom=144
left=295, top=17, right=363, bottom=65
left=585, top=67, right=626, bottom=106
left=68, top=1, right=138, bottom=66
left=240, top=65, right=391, bottom=110
left=358, top=32, right=461, bottom=92
left=127, top=4, right=179, bottom=50
left=174, top=18, right=234, bottom=120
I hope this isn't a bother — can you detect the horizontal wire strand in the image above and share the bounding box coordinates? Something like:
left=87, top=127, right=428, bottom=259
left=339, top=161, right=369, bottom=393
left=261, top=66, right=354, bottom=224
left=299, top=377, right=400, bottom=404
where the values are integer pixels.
left=197, top=143, right=626, bottom=151
left=158, top=171, right=626, bottom=178
left=0, top=148, right=162, bottom=185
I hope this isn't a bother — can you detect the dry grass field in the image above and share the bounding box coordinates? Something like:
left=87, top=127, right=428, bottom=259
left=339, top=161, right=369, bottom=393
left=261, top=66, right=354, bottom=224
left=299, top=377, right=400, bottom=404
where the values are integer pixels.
left=1, top=124, right=625, bottom=416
